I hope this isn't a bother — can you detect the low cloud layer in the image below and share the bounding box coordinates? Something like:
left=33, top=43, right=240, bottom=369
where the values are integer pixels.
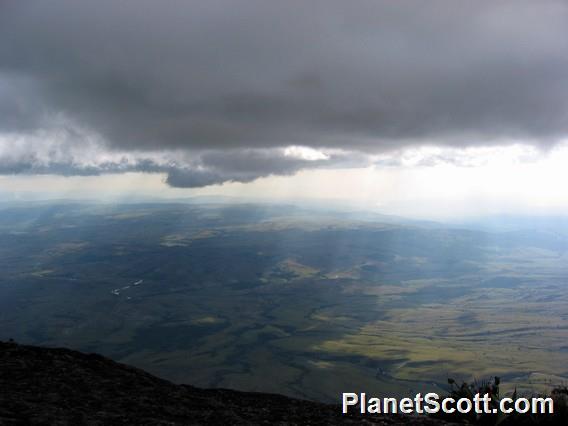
left=1, top=1, right=568, bottom=186
left=0, top=128, right=357, bottom=187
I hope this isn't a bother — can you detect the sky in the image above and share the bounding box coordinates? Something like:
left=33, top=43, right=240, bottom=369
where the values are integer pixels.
left=1, top=1, right=568, bottom=218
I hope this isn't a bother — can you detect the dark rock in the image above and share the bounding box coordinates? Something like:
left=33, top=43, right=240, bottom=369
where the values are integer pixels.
left=0, top=341, right=456, bottom=425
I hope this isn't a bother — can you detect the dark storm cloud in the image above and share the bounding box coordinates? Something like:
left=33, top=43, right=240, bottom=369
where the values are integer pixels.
left=1, top=0, right=568, bottom=186
left=166, top=149, right=340, bottom=187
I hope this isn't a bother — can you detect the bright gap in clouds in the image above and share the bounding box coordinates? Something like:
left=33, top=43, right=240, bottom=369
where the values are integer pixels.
left=2, top=143, right=568, bottom=220
left=283, top=146, right=330, bottom=161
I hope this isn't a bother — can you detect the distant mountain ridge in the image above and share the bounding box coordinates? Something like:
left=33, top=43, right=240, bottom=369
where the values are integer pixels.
left=0, top=341, right=455, bottom=425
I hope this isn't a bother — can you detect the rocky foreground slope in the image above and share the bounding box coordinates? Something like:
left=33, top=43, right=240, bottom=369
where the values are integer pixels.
left=0, top=341, right=455, bottom=425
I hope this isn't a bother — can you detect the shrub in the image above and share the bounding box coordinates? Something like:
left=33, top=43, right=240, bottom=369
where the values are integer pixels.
left=433, top=377, right=567, bottom=425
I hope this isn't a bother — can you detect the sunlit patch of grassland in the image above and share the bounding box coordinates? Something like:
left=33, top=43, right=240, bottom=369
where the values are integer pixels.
left=342, top=281, right=420, bottom=298
left=308, top=359, right=335, bottom=369
left=43, top=241, right=89, bottom=257
left=190, top=316, right=225, bottom=325
left=310, top=312, right=354, bottom=323
left=279, top=259, right=319, bottom=278
left=160, top=234, right=188, bottom=247
left=29, top=269, right=55, bottom=277
left=325, top=269, right=360, bottom=280
left=160, top=229, right=220, bottom=247
left=313, top=281, right=568, bottom=390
